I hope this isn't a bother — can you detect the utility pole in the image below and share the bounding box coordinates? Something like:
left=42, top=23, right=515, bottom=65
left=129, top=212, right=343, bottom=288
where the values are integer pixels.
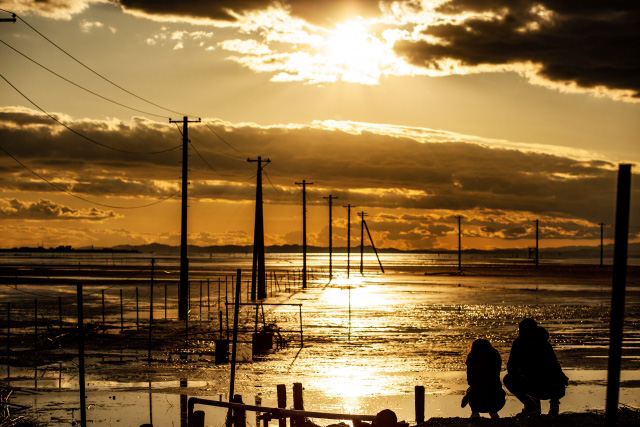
left=605, top=164, right=632, bottom=427
left=296, top=180, right=313, bottom=289
left=456, top=215, right=462, bottom=271
left=324, top=195, right=339, bottom=280
left=343, top=204, right=356, bottom=279
left=170, top=116, right=201, bottom=321
left=359, top=211, right=368, bottom=275
left=600, top=222, right=605, bottom=267
left=248, top=156, right=270, bottom=300
left=535, top=219, right=539, bottom=269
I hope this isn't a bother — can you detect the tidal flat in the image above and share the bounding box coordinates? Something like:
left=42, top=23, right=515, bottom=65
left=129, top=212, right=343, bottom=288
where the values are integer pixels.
left=0, top=253, right=638, bottom=426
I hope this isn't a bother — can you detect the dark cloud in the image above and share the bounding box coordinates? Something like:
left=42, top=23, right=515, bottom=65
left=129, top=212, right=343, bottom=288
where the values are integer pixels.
left=394, top=1, right=640, bottom=98
left=118, top=0, right=385, bottom=25
left=0, top=198, right=117, bottom=220
left=1, top=108, right=637, bottom=229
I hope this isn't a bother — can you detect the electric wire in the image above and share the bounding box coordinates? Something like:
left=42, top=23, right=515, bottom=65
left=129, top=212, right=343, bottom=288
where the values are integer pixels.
left=191, top=128, right=246, bottom=162
left=173, top=122, right=223, bottom=176
left=0, top=74, right=182, bottom=155
left=0, top=39, right=170, bottom=120
left=0, top=10, right=251, bottom=164
left=0, top=9, right=195, bottom=119
left=189, top=141, right=224, bottom=177
left=203, top=123, right=248, bottom=157
left=0, top=143, right=181, bottom=210
left=263, top=169, right=280, bottom=194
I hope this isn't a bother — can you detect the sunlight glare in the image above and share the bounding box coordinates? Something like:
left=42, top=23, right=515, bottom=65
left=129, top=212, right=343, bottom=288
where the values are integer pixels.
left=322, top=20, right=388, bottom=84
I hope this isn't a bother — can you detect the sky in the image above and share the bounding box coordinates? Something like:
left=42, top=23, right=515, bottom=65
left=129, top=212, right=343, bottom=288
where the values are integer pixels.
left=0, top=0, right=638, bottom=251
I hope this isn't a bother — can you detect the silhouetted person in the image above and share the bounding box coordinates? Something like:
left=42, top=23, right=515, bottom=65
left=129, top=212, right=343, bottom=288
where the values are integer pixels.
left=461, top=338, right=505, bottom=419
left=503, top=318, right=568, bottom=416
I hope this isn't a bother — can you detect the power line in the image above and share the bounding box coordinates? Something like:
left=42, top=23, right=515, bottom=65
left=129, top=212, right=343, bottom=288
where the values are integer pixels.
left=1, top=9, right=195, bottom=119
left=0, top=73, right=181, bottom=155
left=189, top=141, right=223, bottom=176
left=263, top=169, right=280, bottom=193
left=0, top=143, right=180, bottom=210
left=191, top=128, right=246, bottom=162
left=0, top=39, right=170, bottom=119
left=203, top=123, right=248, bottom=157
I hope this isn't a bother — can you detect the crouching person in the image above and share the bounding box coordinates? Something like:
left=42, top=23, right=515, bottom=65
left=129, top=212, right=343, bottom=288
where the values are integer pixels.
left=461, top=338, right=506, bottom=419
left=503, top=318, right=568, bottom=416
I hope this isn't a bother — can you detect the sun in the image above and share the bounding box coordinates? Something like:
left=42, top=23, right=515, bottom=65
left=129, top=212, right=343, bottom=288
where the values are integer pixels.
left=321, top=20, right=388, bottom=84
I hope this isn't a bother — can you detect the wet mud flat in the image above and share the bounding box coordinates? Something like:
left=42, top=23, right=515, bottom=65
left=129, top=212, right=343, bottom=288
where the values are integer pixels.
left=0, top=259, right=639, bottom=425
left=422, top=408, right=640, bottom=426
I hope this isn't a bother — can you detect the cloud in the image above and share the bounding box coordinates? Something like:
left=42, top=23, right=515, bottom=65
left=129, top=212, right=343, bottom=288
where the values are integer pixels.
left=116, top=0, right=386, bottom=26
left=0, top=198, right=118, bottom=220
left=393, top=1, right=640, bottom=100
left=1, top=107, right=637, bottom=235
left=0, top=223, right=172, bottom=247
left=79, top=19, right=103, bottom=32
left=0, top=0, right=102, bottom=20
left=7, top=1, right=635, bottom=99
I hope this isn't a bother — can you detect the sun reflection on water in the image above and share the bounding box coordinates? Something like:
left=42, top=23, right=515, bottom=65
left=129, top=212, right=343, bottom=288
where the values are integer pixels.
left=308, top=364, right=391, bottom=401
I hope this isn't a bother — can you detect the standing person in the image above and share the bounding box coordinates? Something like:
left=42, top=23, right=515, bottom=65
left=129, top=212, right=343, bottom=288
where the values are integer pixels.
left=461, top=338, right=506, bottom=418
left=503, top=318, right=569, bottom=416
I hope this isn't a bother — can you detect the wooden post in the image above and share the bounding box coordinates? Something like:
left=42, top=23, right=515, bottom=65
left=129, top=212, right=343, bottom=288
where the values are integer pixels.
left=77, top=283, right=87, bottom=427
left=292, top=383, right=304, bottom=427
left=218, top=278, right=221, bottom=309
left=229, top=270, right=242, bottom=400
left=6, top=302, right=10, bottom=380
left=226, top=279, right=230, bottom=340
left=149, top=258, right=154, bottom=363
left=192, top=410, right=205, bottom=427
left=606, top=164, right=632, bottom=427
left=164, top=283, right=168, bottom=320
left=136, top=287, right=140, bottom=329
left=186, top=281, right=190, bottom=346
left=199, top=280, right=203, bottom=320
left=207, top=278, right=211, bottom=319
left=415, top=386, right=425, bottom=425
left=232, top=394, right=246, bottom=427
left=255, top=395, right=262, bottom=427
left=219, top=311, right=223, bottom=339
left=277, top=384, right=286, bottom=427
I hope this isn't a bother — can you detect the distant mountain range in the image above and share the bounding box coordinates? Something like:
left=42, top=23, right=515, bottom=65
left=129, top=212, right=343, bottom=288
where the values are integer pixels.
left=107, top=242, right=640, bottom=258
left=2, top=242, right=638, bottom=258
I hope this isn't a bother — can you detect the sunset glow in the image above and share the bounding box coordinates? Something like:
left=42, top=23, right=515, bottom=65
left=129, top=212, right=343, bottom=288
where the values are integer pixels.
left=0, top=1, right=637, bottom=251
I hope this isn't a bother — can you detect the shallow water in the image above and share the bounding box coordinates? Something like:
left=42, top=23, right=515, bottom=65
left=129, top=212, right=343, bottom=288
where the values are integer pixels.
left=1, top=253, right=639, bottom=425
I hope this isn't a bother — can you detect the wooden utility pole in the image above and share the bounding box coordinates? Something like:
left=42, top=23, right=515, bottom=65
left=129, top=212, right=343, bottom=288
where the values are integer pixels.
left=170, top=116, right=201, bottom=320
left=296, top=180, right=312, bottom=289
left=324, top=195, right=338, bottom=280
left=248, top=156, right=270, bottom=300
left=359, top=212, right=367, bottom=275
left=535, top=219, right=539, bottom=269
left=606, top=164, right=632, bottom=427
left=600, top=222, right=605, bottom=267
left=456, top=215, right=462, bottom=271
left=343, top=204, right=355, bottom=279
